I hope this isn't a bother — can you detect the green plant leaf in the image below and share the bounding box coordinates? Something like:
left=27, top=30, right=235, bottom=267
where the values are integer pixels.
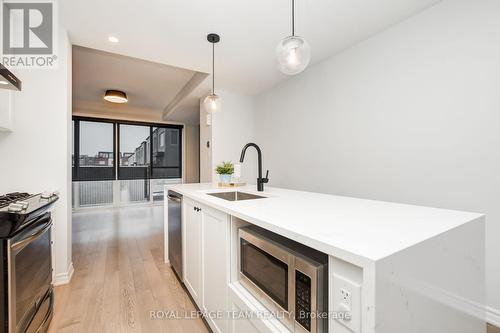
left=215, top=161, right=234, bottom=175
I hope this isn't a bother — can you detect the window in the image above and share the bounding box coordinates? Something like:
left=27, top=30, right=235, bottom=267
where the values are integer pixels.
left=159, top=132, right=165, bottom=149
left=117, top=124, right=151, bottom=202
left=72, top=117, right=183, bottom=182
left=152, top=127, right=181, bottom=178
left=73, top=120, right=115, bottom=181
left=170, top=130, right=178, bottom=145
left=72, top=120, right=75, bottom=179
left=72, top=118, right=182, bottom=208
left=118, top=124, right=150, bottom=180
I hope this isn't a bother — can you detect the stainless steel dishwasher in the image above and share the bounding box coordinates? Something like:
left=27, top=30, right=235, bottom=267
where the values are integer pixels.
left=167, top=190, right=182, bottom=279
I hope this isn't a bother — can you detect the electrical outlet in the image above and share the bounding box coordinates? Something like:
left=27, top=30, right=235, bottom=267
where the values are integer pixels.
left=333, top=274, right=361, bottom=333
left=341, top=288, right=352, bottom=307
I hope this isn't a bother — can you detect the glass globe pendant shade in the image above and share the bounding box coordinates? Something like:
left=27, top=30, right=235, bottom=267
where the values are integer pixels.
left=276, top=36, right=311, bottom=75
left=203, top=93, right=221, bottom=113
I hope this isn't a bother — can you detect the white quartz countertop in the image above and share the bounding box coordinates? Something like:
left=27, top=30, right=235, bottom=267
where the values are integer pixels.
left=166, top=183, right=483, bottom=266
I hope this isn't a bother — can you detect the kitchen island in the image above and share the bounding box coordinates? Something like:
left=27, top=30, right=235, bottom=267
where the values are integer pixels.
left=164, top=183, right=485, bottom=333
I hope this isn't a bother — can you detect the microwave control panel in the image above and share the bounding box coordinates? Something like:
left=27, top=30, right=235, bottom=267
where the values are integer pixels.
left=295, top=270, right=312, bottom=331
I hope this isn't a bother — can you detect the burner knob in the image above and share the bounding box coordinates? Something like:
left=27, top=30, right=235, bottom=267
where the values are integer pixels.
left=8, top=203, right=23, bottom=213
left=41, top=191, right=52, bottom=199
left=16, top=201, right=29, bottom=209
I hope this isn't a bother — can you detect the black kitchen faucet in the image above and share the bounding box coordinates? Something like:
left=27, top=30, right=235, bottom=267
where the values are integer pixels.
left=240, top=143, right=269, bottom=192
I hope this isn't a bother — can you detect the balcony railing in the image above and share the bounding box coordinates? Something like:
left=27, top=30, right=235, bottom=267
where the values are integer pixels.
left=72, top=178, right=181, bottom=209
left=77, top=181, right=113, bottom=207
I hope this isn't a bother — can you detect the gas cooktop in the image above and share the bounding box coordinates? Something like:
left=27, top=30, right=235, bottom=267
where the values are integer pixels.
left=0, top=192, right=59, bottom=237
left=0, top=192, right=32, bottom=210
left=0, top=192, right=58, bottom=213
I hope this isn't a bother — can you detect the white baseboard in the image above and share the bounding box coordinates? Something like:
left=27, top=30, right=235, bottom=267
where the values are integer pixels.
left=424, top=285, right=500, bottom=328
left=487, top=306, right=500, bottom=327
left=397, top=276, right=500, bottom=328
left=53, top=262, right=74, bottom=286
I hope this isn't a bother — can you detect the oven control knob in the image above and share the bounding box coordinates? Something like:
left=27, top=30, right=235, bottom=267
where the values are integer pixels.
left=16, top=201, right=29, bottom=209
left=8, top=203, right=23, bottom=212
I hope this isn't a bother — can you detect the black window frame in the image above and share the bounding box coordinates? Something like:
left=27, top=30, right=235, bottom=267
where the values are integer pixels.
left=72, top=116, right=183, bottom=181
left=117, top=122, right=151, bottom=180
left=150, top=126, right=182, bottom=179
left=72, top=117, right=116, bottom=182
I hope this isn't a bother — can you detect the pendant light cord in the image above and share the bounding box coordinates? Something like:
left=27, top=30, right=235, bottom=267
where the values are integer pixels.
left=292, top=0, right=295, bottom=36
left=212, top=42, right=215, bottom=94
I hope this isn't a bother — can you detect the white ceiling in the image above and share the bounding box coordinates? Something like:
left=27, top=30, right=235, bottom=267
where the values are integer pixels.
left=72, top=46, right=206, bottom=124
left=61, top=0, right=441, bottom=96
left=73, top=46, right=194, bottom=110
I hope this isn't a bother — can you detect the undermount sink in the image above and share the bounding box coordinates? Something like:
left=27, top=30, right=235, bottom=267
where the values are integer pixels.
left=207, top=191, right=266, bottom=201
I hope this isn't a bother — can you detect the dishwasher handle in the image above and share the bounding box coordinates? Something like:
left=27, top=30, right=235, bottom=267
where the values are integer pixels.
left=167, top=194, right=181, bottom=203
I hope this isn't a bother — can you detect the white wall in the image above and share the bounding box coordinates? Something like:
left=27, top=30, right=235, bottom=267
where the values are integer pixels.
left=185, top=124, right=200, bottom=183
left=0, top=28, right=73, bottom=283
left=199, top=99, right=212, bottom=182
left=254, top=0, right=500, bottom=322
left=205, top=90, right=257, bottom=184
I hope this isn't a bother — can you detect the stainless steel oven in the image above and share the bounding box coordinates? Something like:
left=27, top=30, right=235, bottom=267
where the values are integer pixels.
left=7, top=213, right=53, bottom=333
left=238, top=226, right=328, bottom=333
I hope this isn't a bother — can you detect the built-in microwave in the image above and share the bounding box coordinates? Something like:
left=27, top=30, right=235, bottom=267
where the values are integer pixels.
left=238, top=226, right=328, bottom=333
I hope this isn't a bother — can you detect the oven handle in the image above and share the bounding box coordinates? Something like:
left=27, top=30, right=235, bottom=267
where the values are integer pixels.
left=35, top=290, right=54, bottom=333
left=11, top=222, right=52, bottom=251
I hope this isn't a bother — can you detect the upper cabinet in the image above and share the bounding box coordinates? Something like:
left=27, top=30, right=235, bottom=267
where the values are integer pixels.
left=0, top=90, right=14, bottom=131
left=0, top=65, right=21, bottom=132
left=0, top=64, right=22, bottom=91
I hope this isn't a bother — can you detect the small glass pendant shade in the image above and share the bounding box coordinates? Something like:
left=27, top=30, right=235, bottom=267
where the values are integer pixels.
left=276, top=36, right=311, bottom=75
left=203, top=93, right=221, bottom=113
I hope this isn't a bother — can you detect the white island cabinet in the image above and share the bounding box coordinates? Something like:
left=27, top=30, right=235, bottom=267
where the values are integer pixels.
left=183, top=197, right=203, bottom=304
left=167, top=184, right=486, bottom=333
left=201, top=205, right=230, bottom=333
left=182, top=196, right=230, bottom=333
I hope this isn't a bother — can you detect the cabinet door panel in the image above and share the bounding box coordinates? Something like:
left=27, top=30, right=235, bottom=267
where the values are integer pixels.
left=184, top=200, right=202, bottom=305
left=231, top=302, right=261, bottom=333
left=202, top=206, right=229, bottom=333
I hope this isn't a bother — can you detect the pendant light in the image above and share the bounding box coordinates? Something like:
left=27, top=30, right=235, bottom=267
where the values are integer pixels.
left=203, top=33, right=221, bottom=113
left=276, top=0, right=311, bottom=75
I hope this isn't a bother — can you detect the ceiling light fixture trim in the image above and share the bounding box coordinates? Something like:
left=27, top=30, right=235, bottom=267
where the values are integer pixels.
left=104, top=89, right=128, bottom=103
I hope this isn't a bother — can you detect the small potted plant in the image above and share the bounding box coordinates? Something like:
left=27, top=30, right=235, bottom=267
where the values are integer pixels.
left=215, top=161, right=234, bottom=184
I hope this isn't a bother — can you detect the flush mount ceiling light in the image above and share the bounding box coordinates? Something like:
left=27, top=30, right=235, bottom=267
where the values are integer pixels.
left=108, top=36, right=119, bottom=43
left=276, top=0, right=311, bottom=75
left=203, top=33, right=221, bottom=113
left=104, top=90, right=128, bottom=103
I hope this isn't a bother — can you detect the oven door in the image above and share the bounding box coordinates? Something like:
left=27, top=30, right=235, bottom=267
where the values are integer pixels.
left=238, top=228, right=295, bottom=330
left=7, top=213, right=52, bottom=333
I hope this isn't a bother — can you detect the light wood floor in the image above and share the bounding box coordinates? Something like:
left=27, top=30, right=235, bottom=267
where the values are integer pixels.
left=48, top=205, right=209, bottom=333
